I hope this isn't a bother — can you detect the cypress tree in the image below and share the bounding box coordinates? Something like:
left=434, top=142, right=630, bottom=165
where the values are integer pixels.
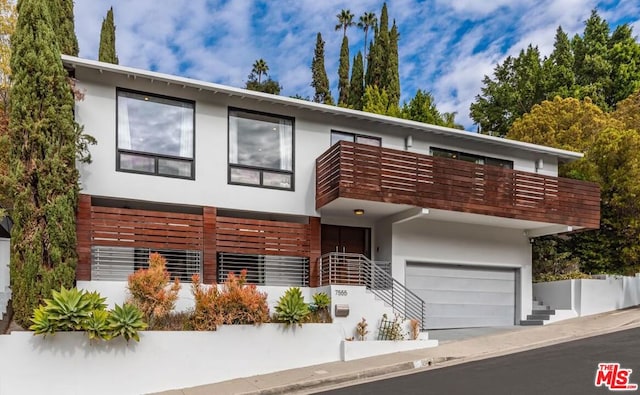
left=386, top=21, right=400, bottom=108
left=5, top=0, right=79, bottom=326
left=98, top=6, right=118, bottom=64
left=348, top=51, right=364, bottom=110
left=51, top=0, right=79, bottom=56
left=310, top=33, right=333, bottom=105
left=365, top=3, right=389, bottom=88
left=338, top=36, right=350, bottom=105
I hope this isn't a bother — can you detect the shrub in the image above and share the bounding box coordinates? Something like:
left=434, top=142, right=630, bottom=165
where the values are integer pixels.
left=274, top=287, right=309, bottom=327
left=356, top=317, right=369, bottom=341
left=409, top=319, right=420, bottom=340
left=127, top=253, right=181, bottom=328
left=191, top=271, right=270, bottom=330
left=109, top=303, right=148, bottom=342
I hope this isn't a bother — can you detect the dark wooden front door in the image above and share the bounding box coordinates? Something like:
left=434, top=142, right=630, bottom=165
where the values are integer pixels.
left=321, top=225, right=370, bottom=257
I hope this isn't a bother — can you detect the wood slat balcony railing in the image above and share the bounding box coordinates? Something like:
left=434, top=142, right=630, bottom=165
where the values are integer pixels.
left=316, top=141, right=600, bottom=229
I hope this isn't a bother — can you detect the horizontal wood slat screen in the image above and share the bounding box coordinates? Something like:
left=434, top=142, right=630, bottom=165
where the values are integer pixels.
left=316, top=141, right=600, bottom=228
left=90, top=206, right=204, bottom=250
left=216, top=216, right=311, bottom=257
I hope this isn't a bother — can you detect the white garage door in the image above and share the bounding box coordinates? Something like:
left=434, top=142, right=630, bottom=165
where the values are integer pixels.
left=406, top=262, right=516, bottom=329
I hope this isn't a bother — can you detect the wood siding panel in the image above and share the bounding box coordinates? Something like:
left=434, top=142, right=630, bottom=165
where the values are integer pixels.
left=316, top=141, right=601, bottom=229
left=203, top=207, right=217, bottom=283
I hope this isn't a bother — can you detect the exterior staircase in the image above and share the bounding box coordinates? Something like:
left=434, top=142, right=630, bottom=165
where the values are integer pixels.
left=520, top=299, right=556, bottom=325
left=319, top=252, right=427, bottom=329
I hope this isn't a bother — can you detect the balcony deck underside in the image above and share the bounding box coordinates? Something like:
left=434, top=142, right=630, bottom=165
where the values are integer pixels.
left=316, top=142, right=601, bottom=231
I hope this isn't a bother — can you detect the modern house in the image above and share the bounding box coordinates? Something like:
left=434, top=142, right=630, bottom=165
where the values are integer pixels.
left=64, top=55, right=600, bottom=330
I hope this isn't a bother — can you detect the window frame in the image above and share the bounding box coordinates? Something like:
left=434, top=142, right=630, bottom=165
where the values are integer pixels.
left=227, top=107, right=295, bottom=191
left=430, top=147, right=513, bottom=169
left=115, top=88, right=196, bottom=180
left=330, top=129, right=382, bottom=147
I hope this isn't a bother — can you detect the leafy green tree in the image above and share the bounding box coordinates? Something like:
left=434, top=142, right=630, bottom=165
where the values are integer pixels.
left=400, top=89, right=460, bottom=128
left=357, top=11, right=377, bottom=69
left=0, top=0, right=16, bottom=110
left=607, top=24, right=640, bottom=106
left=4, top=0, right=79, bottom=326
left=50, top=0, right=78, bottom=56
left=347, top=52, right=364, bottom=110
left=362, top=85, right=398, bottom=116
left=543, top=27, right=575, bottom=99
left=310, top=33, right=333, bottom=105
left=98, top=7, right=118, bottom=64
left=470, top=45, right=545, bottom=137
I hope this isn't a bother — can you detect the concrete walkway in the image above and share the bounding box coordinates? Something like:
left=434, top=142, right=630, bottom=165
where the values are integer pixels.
left=154, top=307, right=640, bottom=395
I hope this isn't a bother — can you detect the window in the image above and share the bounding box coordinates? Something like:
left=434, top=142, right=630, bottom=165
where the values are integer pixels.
left=117, top=89, right=195, bottom=179
left=431, top=147, right=513, bottom=169
left=330, top=130, right=381, bottom=147
left=228, top=109, right=294, bottom=190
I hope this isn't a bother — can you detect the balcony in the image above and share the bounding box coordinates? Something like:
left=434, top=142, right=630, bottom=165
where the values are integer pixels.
left=316, top=141, right=600, bottom=229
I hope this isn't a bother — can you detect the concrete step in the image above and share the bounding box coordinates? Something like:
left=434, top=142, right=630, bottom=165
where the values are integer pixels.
left=520, top=320, right=544, bottom=326
left=527, top=314, right=552, bottom=321
left=532, top=309, right=556, bottom=315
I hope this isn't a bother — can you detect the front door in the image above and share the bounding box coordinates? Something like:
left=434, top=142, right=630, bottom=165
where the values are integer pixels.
left=321, top=225, right=370, bottom=257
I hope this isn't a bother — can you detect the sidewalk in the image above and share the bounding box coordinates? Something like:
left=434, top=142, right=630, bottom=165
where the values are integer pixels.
left=155, top=307, right=640, bottom=395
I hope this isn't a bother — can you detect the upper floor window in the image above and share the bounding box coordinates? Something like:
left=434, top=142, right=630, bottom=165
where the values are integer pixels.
left=117, top=89, right=195, bottom=179
left=228, top=108, right=294, bottom=190
left=331, top=130, right=381, bottom=147
left=431, top=147, right=513, bottom=169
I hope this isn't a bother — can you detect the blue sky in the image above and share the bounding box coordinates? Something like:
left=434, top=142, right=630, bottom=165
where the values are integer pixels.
left=74, top=0, right=640, bottom=130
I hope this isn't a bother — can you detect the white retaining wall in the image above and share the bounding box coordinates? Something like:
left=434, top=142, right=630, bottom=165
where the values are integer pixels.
left=533, top=276, right=640, bottom=317
left=0, top=325, right=343, bottom=395
left=0, top=238, right=10, bottom=318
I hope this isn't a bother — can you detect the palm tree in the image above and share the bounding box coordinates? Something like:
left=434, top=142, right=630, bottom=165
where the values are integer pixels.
left=335, top=9, right=355, bottom=38
left=358, top=12, right=377, bottom=65
left=251, top=59, right=269, bottom=84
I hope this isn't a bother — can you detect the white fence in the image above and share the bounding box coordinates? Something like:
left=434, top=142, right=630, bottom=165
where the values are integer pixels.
left=0, top=238, right=10, bottom=319
left=533, top=276, right=640, bottom=316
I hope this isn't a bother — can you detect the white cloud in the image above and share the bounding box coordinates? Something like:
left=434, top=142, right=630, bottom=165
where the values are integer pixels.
left=74, top=0, right=637, bottom=130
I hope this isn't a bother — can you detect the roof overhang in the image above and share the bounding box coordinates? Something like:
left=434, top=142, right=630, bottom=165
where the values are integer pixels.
left=61, top=55, right=584, bottom=161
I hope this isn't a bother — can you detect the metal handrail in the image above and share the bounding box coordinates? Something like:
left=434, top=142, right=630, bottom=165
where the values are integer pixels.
left=319, top=252, right=425, bottom=329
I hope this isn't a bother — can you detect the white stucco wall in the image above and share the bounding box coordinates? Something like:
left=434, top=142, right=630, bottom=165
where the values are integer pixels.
left=0, top=326, right=344, bottom=395
left=391, top=218, right=533, bottom=322
left=73, top=67, right=554, bottom=217
left=533, top=276, right=640, bottom=316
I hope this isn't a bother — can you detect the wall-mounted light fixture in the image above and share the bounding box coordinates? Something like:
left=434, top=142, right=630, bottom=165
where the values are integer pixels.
left=353, top=209, right=365, bottom=216
left=405, top=135, right=413, bottom=149
left=535, top=159, right=544, bottom=172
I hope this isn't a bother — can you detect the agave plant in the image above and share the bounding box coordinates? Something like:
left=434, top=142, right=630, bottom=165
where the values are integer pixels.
left=85, top=310, right=112, bottom=341
left=42, top=287, right=93, bottom=331
left=275, top=287, right=309, bottom=327
left=29, top=306, right=57, bottom=335
left=108, top=303, right=148, bottom=342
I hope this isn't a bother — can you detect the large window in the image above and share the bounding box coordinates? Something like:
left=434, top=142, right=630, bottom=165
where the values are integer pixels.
left=431, top=147, right=513, bottom=169
left=117, top=89, right=195, bottom=179
left=228, top=108, right=294, bottom=190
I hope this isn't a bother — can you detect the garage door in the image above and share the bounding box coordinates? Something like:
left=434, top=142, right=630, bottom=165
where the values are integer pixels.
left=406, top=262, right=516, bottom=329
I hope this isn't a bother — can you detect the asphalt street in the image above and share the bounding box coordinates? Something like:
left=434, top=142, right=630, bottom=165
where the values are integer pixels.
left=317, top=327, right=640, bottom=395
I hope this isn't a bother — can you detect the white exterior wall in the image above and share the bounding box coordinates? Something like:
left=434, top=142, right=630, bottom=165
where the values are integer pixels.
left=74, top=68, right=553, bottom=217
left=533, top=276, right=640, bottom=316
left=391, top=219, right=533, bottom=322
